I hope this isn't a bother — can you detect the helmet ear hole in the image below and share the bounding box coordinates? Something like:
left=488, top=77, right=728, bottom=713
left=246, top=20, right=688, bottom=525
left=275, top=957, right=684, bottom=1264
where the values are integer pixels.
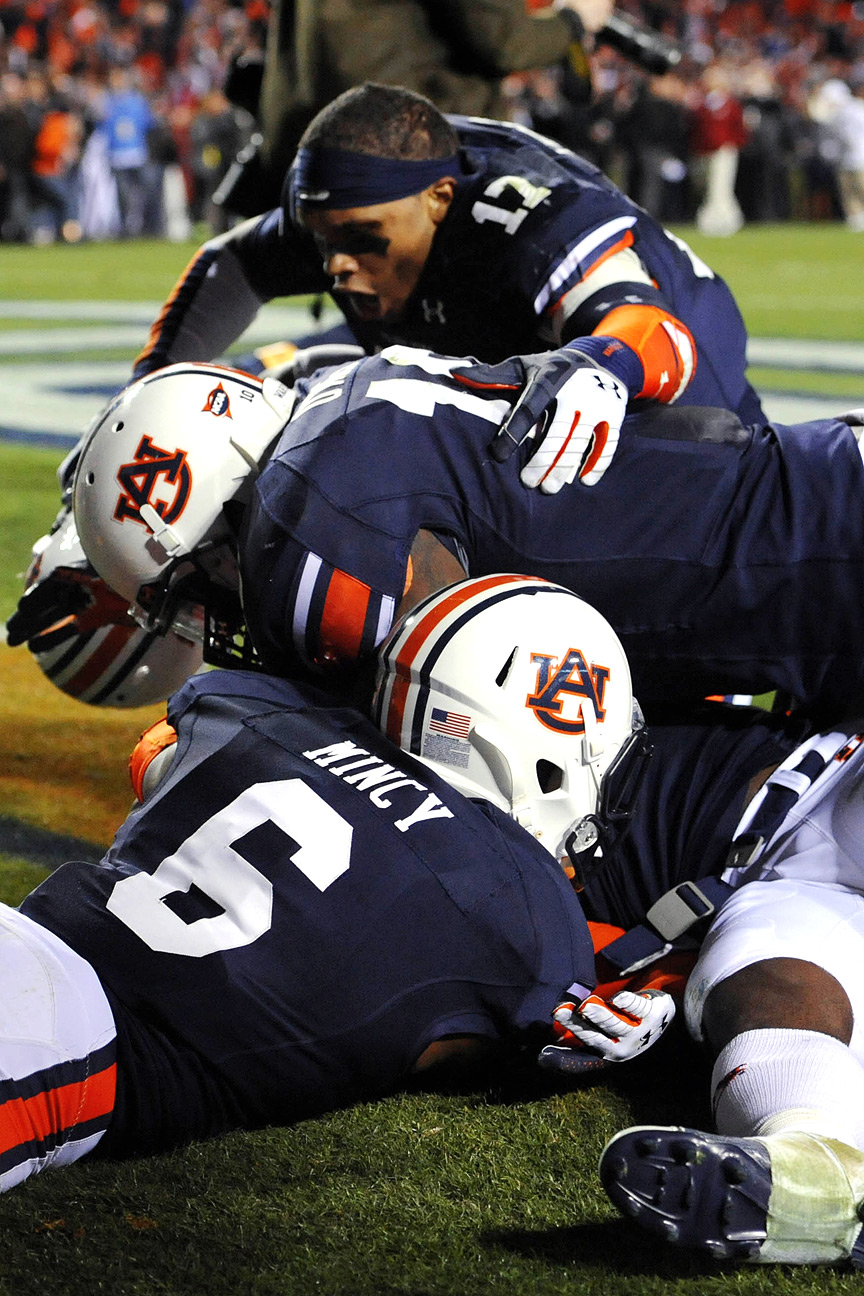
left=536, top=759, right=562, bottom=793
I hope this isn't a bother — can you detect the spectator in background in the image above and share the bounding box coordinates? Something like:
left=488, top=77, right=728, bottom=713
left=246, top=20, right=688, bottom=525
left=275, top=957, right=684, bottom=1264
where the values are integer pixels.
left=29, top=91, right=83, bottom=241
left=100, top=64, right=156, bottom=236
left=691, top=58, right=748, bottom=236
left=735, top=56, right=793, bottom=222
left=222, top=0, right=614, bottom=215
left=188, top=87, right=245, bottom=230
left=618, top=69, right=693, bottom=221
left=809, top=75, right=864, bottom=229
left=0, top=68, right=36, bottom=241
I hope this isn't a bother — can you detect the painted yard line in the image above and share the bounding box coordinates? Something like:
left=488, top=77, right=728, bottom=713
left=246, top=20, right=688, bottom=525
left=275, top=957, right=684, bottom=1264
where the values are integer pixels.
left=0, top=311, right=342, bottom=357
left=747, top=338, right=864, bottom=371
left=0, top=300, right=337, bottom=328
left=1, top=304, right=863, bottom=373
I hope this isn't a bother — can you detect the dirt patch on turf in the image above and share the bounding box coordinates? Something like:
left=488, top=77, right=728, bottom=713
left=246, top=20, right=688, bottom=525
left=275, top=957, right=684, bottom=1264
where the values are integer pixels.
left=0, top=643, right=163, bottom=846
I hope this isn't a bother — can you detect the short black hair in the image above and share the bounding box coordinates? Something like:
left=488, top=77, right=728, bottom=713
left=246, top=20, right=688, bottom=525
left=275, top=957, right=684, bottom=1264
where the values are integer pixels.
left=299, top=83, right=458, bottom=159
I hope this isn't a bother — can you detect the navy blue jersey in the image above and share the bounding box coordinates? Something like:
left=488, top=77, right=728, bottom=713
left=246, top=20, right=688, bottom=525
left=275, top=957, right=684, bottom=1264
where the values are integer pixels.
left=134, top=117, right=761, bottom=423
left=20, top=670, right=592, bottom=1155
left=240, top=349, right=864, bottom=716
left=581, top=707, right=806, bottom=930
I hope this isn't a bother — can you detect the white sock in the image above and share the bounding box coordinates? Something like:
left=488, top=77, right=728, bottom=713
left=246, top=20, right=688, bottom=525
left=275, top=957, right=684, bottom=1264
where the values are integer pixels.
left=711, top=1028, right=864, bottom=1151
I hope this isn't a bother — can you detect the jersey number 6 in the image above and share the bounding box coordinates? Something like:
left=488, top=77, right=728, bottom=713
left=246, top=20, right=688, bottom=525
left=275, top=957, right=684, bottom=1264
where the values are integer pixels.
left=106, top=779, right=353, bottom=957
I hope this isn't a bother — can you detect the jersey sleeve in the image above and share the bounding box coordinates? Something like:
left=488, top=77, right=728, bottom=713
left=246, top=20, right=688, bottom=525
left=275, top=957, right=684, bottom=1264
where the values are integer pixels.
left=132, top=210, right=330, bottom=377
left=485, top=176, right=697, bottom=404
left=239, top=352, right=512, bottom=676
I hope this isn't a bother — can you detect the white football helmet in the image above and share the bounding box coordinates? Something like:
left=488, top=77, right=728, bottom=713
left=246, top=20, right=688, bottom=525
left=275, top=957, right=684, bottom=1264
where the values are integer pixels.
left=373, top=574, right=650, bottom=884
left=72, top=363, right=295, bottom=641
left=6, top=508, right=203, bottom=707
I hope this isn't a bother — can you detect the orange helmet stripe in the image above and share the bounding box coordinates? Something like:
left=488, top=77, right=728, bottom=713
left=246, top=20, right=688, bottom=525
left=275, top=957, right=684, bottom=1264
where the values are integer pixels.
left=62, top=624, right=136, bottom=696
left=384, top=574, right=537, bottom=743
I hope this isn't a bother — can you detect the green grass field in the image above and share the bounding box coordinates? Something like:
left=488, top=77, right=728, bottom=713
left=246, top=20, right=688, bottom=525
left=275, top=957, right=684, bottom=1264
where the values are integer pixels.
left=1, top=225, right=864, bottom=1296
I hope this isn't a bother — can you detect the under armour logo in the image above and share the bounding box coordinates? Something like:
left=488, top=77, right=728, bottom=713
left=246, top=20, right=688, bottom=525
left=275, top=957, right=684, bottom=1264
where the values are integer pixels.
left=421, top=298, right=446, bottom=325
left=114, top=435, right=192, bottom=527
left=526, top=648, right=610, bottom=734
left=592, top=373, right=624, bottom=398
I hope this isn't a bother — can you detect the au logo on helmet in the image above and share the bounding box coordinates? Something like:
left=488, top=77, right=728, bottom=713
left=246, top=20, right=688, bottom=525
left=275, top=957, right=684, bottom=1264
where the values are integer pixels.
left=114, top=435, right=192, bottom=526
left=202, top=383, right=233, bottom=417
left=526, top=648, right=610, bottom=734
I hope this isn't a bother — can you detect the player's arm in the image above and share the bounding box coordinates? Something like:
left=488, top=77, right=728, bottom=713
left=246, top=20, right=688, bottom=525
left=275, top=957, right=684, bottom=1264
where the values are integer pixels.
left=132, top=211, right=326, bottom=379
left=397, top=529, right=468, bottom=621
left=557, top=243, right=696, bottom=405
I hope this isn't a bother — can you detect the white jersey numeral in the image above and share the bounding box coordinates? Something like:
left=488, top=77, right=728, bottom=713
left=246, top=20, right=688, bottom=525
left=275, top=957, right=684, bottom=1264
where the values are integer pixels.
left=471, top=175, right=551, bottom=235
left=106, top=779, right=353, bottom=956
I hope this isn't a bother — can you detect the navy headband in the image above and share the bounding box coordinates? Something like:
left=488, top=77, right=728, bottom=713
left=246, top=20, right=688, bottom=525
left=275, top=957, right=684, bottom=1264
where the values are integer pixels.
left=288, top=146, right=464, bottom=215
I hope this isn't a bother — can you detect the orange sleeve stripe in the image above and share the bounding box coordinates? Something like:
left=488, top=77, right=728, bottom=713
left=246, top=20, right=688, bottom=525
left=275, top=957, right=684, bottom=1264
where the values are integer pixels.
left=582, top=230, right=636, bottom=282
left=592, top=303, right=696, bottom=402
left=133, top=247, right=210, bottom=369
left=318, top=568, right=372, bottom=666
left=0, top=1063, right=116, bottom=1153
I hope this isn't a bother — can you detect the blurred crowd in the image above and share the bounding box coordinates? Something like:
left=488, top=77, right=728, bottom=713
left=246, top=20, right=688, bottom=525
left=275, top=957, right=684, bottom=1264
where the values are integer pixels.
left=507, top=0, right=864, bottom=232
left=1, top=0, right=864, bottom=244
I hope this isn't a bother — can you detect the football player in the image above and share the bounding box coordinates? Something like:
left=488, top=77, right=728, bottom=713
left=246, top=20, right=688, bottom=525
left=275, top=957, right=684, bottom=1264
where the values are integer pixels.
left=131, top=81, right=764, bottom=495
left=0, top=576, right=672, bottom=1189
left=63, top=352, right=864, bottom=719
left=593, top=711, right=864, bottom=1269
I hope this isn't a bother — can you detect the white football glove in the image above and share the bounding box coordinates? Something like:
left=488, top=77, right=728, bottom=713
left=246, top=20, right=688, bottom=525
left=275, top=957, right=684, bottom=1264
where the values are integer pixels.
left=519, top=365, right=627, bottom=494
left=537, top=988, right=675, bottom=1074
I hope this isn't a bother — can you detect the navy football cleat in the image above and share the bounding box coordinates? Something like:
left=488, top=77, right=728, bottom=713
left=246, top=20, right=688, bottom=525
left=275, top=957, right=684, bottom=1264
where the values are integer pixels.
left=600, top=1125, right=864, bottom=1266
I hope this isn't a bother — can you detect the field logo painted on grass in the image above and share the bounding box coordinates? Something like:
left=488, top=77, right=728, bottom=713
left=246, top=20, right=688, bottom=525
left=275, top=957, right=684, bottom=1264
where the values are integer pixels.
left=0, top=299, right=337, bottom=447
left=1, top=300, right=864, bottom=444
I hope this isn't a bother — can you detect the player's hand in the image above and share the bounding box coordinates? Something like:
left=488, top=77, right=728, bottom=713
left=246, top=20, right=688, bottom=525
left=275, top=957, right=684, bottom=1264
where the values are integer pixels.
left=266, top=342, right=365, bottom=386
left=537, top=988, right=675, bottom=1074
left=489, top=348, right=627, bottom=493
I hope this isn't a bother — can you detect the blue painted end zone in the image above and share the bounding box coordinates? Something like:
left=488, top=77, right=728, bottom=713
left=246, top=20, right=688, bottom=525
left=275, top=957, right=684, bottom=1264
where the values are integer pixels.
left=0, top=426, right=79, bottom=450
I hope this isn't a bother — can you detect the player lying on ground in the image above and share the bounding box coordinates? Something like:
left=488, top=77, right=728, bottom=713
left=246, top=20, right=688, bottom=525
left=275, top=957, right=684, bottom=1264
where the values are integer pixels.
left=0, top=576, right=672, bottom=1190
left=48, top=352, right=864, bottom=720
left=597, top=710, right=864, bottom=1269
left=13, top=569, right=864, bottom=1270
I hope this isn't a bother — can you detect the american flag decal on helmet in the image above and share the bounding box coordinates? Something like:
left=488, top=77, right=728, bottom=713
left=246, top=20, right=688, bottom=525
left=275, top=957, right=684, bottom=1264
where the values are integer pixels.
left=290, top=551, right=395, bottom=671
left=429, top=707, right=471, bottom=738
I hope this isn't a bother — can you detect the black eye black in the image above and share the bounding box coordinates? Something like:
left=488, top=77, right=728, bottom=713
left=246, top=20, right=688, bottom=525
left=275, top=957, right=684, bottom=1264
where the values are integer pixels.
left=320, top=232, right=390, bottom=257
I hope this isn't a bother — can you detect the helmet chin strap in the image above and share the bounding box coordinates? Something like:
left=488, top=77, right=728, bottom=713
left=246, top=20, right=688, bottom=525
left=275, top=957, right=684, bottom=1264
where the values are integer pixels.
left=139, top=503, right=187, bottom=558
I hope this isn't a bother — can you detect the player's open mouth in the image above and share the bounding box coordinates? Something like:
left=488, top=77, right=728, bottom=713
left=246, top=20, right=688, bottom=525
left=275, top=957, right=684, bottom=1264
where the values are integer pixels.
left=339, top=291, right=381, bottom=321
